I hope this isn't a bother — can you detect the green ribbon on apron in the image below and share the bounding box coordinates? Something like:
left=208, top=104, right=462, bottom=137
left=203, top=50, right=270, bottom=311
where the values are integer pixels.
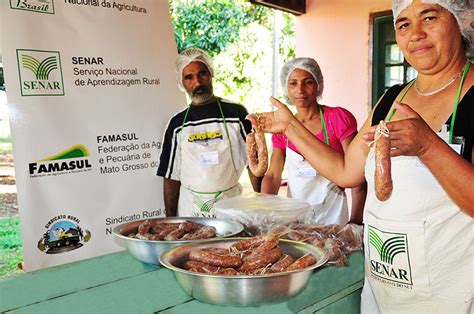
left=386, top=62, right=471, bottom=144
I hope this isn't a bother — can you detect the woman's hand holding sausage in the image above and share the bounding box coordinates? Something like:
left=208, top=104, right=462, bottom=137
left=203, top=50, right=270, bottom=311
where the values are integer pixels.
left=246, top=97, right=295, bottom=134
left=363, top=101, right=437, bottom=158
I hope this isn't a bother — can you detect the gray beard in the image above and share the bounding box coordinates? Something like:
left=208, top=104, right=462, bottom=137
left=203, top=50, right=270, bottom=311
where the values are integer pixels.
left=190, top=86, right=214, bottom=105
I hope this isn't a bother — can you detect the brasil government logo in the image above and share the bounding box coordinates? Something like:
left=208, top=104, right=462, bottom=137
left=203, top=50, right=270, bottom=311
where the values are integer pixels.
left=38, top=214, right=91, bottom=254
left=10, top=0, right=55, bottom=14
left=17, top=49, right=64, bottom=96
left=368, top=225, right=413, bottom=288
left=29, top=144, right=92, bottom=178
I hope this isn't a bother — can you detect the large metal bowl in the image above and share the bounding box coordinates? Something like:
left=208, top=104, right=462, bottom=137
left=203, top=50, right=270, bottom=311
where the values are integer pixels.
left=113, top=217, right=244, bottom=265
left=159, top=238, right=328, bottom=306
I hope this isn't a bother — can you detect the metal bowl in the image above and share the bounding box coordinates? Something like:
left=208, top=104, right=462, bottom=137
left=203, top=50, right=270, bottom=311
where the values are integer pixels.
left=159, top=238, right=328, bottom=306
left=113, top=217, right=244, bottom=265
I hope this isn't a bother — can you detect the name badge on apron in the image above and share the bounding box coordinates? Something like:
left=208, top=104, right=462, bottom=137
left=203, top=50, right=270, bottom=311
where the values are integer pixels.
left=199, top=151, right=219, bottom=165
left=296, top=164, right=317, bottom=177
left=416, top=134, right=464, bottom=168
left=450, top=135, right=464, bottom=155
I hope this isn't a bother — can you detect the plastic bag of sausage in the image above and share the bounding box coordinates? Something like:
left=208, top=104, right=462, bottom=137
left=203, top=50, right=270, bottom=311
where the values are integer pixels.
left=267, top=223, right=363, bottom=267
left=214, top=192, right=311, bottom=236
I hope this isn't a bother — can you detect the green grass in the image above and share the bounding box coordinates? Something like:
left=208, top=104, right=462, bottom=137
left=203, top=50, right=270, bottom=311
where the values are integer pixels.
left=0, top=216, right=23, bottom=278
left=0, top=142, right=12, bottom=153
left=0, top=118, right=12, bottom=153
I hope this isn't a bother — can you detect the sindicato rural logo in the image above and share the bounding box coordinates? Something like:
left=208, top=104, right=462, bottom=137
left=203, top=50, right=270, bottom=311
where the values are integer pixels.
left=10, top=0, right=55, bottom=14
left=17, top=49, right=64, bottom=96
left=368, top=226, right=413, bottom=288
left=29, top=144, right=92, bottom=178
left=38, top=214, right=91, bottom=254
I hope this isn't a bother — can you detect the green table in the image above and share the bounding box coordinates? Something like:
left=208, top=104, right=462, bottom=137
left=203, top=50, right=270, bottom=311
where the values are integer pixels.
left=0, top=251, right=364, bottom=313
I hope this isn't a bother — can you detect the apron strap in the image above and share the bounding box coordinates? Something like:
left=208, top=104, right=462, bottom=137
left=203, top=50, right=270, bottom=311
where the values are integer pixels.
left=186, top=184, right=237, bottom=196
left=319, top=106, right=329, bottom=145
left=386, top=61, right=470, bottom=144
left=287, top=105, right=330, bottom=153
left=217, top=99, right=238, bottom=172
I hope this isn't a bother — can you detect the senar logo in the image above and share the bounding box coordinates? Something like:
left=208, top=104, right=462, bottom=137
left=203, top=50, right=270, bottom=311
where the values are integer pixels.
left=368, top=225, right=413, bottom=287
left=29, top=144, right=92, bottom=177
left=10, top=0, right=55, bottom=14
left=369, top=228, right=406, bottom=264
left=17, top=49, right=65, bottom=96
left=22, top=54, right=58, bottom=80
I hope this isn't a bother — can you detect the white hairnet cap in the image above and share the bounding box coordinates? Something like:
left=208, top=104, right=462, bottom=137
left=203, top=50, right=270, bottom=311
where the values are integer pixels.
left=175, top=48, right=214, bottom=92
left=392, top=0, right=473, bottom=49
left=280, top=57, right=324, bottom=103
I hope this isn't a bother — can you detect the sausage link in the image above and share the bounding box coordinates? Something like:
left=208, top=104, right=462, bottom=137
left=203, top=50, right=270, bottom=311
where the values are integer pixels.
left=155, top=223, right=178, bottom=240
left=184, top=260, right=239, bottom=275
left=246, top=130, right=268, bottom=177
left=163, top=228, right=186, bottom=241
left=178, top=220, right=202, bottom=233
left=270, top=254, right=295, bottom=272
left=180, top=226, right=217, bottom=240
left=137, top=220, right=152, bottom=235
left=231, top=235, right=267, bottom=251
left=189, top=249, right=243, bottom=268
left=201, top=247, right=230, bottom=255
left=374, top=121, right=393, bottom=201
left=253, top=235, right=279, bottom=253
left=184, top=260, right=219, bottom=273
left=215, top=268, right=239, bottom=275
left=239, top=246, right=282, bottom=272
left=285, top=253, right=317, bottom=271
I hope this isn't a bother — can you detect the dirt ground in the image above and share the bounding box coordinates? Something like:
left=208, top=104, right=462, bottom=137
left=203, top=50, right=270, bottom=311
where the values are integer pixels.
left=0, top=153, right=18, bottom=217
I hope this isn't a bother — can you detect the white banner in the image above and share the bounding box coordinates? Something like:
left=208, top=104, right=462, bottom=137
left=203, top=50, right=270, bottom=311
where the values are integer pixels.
left=1, top=0, right=185, bottom=271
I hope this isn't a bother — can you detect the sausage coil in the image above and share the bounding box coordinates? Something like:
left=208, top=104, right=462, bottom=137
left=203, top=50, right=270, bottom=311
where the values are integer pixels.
left=246, top=129, right=268, bottom=177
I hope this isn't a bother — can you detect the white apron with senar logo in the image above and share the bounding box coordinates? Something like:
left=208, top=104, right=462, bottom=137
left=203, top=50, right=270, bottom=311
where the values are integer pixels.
left=361, top=136, right=473, bottom=313
left=286, top=147, right=348, bottom=225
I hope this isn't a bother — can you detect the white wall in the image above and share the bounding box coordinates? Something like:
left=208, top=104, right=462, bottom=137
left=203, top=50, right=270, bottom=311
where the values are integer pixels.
left=296, top=0, right=392, bottom=128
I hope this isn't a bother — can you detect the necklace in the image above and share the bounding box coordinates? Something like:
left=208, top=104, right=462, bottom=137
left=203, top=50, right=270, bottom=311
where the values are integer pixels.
left=415, top=71, right=462, bottom=97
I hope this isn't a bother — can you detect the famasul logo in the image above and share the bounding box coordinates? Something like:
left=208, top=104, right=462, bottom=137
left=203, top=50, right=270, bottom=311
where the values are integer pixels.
left=10, top=0, right=55, bottom=14
left=368, top=225, right=413, bottom=287
left=29, top=144, right=92, bottom=178
left=17, top=49, right=64, bottom=96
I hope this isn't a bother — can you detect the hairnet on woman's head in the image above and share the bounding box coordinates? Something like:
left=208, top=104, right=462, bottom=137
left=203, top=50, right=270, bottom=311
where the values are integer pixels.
left=280, top=57, right=324, bottom=103
left=392, top=0, right=473, bottom=50
left=175, top=48, right=214, bottom=92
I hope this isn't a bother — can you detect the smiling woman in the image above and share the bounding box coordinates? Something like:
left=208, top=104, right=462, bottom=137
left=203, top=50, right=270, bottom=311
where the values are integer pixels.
left=260, top=57, right=367, bottom=226
left=247, top=0, right=474, bottom=312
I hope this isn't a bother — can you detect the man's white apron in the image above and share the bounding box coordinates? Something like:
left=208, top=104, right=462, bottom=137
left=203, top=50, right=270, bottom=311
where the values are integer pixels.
left=177, top=101, right=242, bottom=217
left=286, top=147, right=348, bottom=225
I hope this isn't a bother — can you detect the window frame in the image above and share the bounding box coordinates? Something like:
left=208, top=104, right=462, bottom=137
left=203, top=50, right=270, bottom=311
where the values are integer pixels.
left=370, top=12, right=414, bottom=107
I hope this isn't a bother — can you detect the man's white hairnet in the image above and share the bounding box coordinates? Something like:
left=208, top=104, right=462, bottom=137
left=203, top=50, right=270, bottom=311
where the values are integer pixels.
left=392, top=0, right=473, bottom=50
left=175, top=48, right=214, bottom=92
left=280, top=57, right=324, bottom=104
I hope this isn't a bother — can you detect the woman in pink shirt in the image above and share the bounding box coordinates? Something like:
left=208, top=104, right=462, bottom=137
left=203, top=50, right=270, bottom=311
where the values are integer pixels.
left=261, top=58, right=367, bottom=225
